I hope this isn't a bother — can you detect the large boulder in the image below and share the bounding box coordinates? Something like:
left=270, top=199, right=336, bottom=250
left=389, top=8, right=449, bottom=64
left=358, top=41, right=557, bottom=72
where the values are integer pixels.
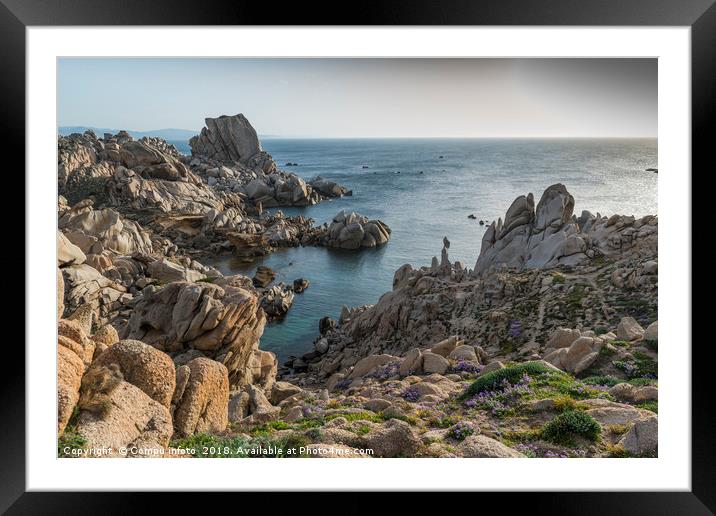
left=619, top=415, right=658, bottom=455
left=324, top=210, right=391, bottom=250
left=363, top=419, right=422, bottom=458
left=348, top=354, right=398, bottom=379
left=189, top=114, right=263, bottom=163
left=459, top=435, right=525, bottom=458
left=76, top=381, right=173, bottom=457
left=90, top=339, right=176, bottom=408
left=617, top=316, right=645, bottom=341
left=123, top=280, right=267, bottom=387
left=172, top=358, right=230, bottom=437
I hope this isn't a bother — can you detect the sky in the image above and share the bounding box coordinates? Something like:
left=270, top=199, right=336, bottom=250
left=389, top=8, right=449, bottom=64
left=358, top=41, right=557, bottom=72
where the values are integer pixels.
left=58, top=58, right=657, bottom=138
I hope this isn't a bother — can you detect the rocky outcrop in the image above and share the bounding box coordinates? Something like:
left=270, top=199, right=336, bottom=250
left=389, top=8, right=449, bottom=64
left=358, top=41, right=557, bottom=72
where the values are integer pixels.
left=61, top=263, right=130, bottom=325
left=57, top=320, right=94, bottom=434
left=309, top=176, right=350, bottom=198
left=260, top=283, right=295, bottom=319
left=90, top=340, right=176, bottom=407
left=76, top=381, right=173, bottom=457
left=459, top=435, right=525, bottom=458
left=189, top=114, right=263, bottom=164
left=108, top=165, right=240, bottom=214
left=323, top=210, right=391, bottom=250
left=59, top=202, right=154, bottom=258
left=58, top=231, right=86, bottom=266
left=474, top=184, right=658, bottom=275
left=172, top=357, right=230, bottom=438
left=122, top=279, right=266, bottom=387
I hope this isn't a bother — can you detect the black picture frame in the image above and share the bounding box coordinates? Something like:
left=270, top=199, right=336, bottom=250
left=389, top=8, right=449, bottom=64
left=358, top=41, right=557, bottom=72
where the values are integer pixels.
left=3, top=0, right=710, bottom=512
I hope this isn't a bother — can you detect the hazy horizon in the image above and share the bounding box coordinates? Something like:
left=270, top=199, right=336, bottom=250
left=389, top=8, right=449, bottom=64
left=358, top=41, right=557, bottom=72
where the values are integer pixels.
left=58, top=58, right=657, bottom=139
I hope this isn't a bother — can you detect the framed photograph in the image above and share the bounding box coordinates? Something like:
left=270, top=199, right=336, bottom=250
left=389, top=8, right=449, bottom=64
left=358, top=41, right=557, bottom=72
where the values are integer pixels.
left=5, top=0, right=710, bottom=511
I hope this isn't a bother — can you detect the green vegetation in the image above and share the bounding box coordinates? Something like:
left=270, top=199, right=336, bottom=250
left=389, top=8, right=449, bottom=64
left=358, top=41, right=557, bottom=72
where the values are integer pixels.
left=552, top=273, right=566, bottom=284
left=170, top=432, right=311, bottom=458
left=58, top=428, right=87, bottom=457
left=606, top=424, right=630, bottom=435
left=599, top=346, right=618, bottom=357
left=197, top=276, right=218, bottom=284
left=612, top=340, right=631, bottom=348
left=582, top=375, right=621, bottom=387
left=637, top=400, right=658, bottom=413
left=463, top=361, right=558, bottom=398
left=541, top=410, right=601, bottom=445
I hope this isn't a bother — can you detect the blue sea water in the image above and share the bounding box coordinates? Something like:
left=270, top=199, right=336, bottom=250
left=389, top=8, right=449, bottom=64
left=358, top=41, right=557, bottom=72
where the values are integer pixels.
left=170, top=138, right=658, bottom=362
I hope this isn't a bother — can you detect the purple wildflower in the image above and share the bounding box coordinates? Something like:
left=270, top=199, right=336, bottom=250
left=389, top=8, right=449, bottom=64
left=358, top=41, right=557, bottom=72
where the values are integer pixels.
left=450, top=360, right=481, bottom=374
left=402, top=386, right=421, bottom=402
left=509, top=320, right=522, bottom=339
left=449, top=421, right=476, bottom=441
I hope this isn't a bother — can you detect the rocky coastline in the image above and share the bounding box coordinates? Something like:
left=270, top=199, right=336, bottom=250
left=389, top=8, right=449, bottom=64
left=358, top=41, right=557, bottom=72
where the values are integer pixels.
left=57, top=115, right=657, bottom=459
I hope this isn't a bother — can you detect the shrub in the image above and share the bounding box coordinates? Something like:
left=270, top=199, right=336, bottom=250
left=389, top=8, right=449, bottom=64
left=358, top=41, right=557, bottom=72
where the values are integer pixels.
left=448, top=421, right=476, bottom=441
left=637, top=401, right=658, bottom=413
left=463, top=361, right=559, bottom=398
left=582, top=375, right=621, bottom=387
left=58, top=428, right=87, bottom=458
left=541, top=410, right=601, bottom=445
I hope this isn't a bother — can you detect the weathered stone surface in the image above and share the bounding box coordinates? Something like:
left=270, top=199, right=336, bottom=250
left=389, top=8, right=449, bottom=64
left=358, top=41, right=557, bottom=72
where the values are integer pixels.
left=228, top=390, right=250, bottom=422
left=91, top=339, right=176, bottom=407
left=399, top=348, right=423, bottom=376
left=583, top=399, right=654, bottom=426
left=61, top=263, right=128, bottom=325
left=348, top=354, right=398, bottom=379
left=58, top=319, right=95, bottom=366
left=172, top=358, right=229, bottom=437
left=448, top=345, right=479, bottom=362
left=617, top=317, right=645, bottom=341
left=608, top=383, right=658, bottom=404
left=323, top=210, right=391, bottom=250
left=421, top=352, right=450, bottom=374
left=363, top=419, right=422, bottom=457
left=644, top=321, right=658, bottom=342
left=619, top=415, right=658, bottom=455
left=123, top=280, right=266, bottom=387
left=270, top=381, right=302, bottom=405
left=459, top=435, right=526, bottom=458
left=57, top=321, right=92, bottom=434
left=59, top=204, right=153, bottom=257
left=76, top=381, right=173, bottom=457
left=474, top=184, right=657, bottom=275
left=190, top=114, right=262, bottom=164
left=58, top=231, right=86, bottom=266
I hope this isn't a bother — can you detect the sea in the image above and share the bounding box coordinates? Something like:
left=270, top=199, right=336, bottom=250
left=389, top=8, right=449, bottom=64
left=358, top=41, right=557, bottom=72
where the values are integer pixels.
left=168, top=138, right=658, bottom=362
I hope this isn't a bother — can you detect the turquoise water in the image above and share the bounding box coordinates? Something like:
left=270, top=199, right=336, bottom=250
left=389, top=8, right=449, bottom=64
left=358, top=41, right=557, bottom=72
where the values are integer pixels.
left=173, top=138, right=658, bottom=362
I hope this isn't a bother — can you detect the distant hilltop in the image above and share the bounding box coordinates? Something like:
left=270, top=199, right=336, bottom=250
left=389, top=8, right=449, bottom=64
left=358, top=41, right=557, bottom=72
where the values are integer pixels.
left=58, top=126, right=278, bottom=140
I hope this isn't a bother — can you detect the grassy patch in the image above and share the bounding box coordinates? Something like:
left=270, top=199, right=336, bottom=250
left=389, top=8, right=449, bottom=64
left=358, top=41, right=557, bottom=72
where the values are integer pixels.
left=637, top=401, right=658, bottom=413
left=582, top=375, right=621, bottom=387
left=541, top=410, right=601, bottom=446
left=611, top=340, right=631, bottom=348
left=606, top=424, right=631, bottom=435
left=58, top=428, right=87, bottom=458
left=197, top=276, right=218, bottom=284
left=170, top=432, right=311, bottom=458
left=464, top=361, right=559, bottom=398
left=599, top=346, right=618, bottom=357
